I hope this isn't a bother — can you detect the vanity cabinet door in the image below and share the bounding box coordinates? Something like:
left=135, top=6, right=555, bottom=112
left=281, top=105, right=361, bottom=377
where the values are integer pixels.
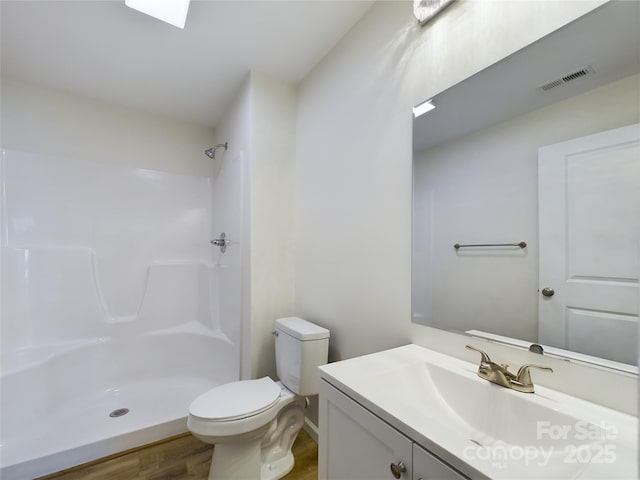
left=413, top=444, right=468, bottom=480
left=319, top=380, right=413, bottom=480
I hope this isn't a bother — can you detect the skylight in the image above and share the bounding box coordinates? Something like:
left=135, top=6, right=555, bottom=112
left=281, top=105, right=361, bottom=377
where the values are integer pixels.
left=125, top=0, right=190, bottom=29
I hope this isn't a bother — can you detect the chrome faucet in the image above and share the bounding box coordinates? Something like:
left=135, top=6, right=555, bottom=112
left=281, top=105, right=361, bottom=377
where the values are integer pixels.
left=466, top=345, right=552, bottom=393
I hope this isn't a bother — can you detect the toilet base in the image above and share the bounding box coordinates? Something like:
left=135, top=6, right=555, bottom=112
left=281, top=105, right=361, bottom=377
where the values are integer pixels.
left=205, top=398, right=306, bottom=480
left=260, top=397, right=306, bottom=479
left=260, top=451, right=294, bottom=480
left=208, top=438, right=262, bottom=480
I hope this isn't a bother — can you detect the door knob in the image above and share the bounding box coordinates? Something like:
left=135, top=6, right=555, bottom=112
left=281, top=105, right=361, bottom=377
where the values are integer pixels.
left=211, top=232, right=229, bottom=253
left=390, top=461, right=406, bottom=478
left=541, top=287, right=555, bottom=297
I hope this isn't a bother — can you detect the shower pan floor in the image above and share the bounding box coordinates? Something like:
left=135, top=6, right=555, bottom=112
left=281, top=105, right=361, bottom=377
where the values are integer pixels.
left=2, top=376, right=215, bottom=480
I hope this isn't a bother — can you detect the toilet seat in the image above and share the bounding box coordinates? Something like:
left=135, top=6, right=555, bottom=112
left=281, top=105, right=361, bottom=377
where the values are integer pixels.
left=189, top=377, right=281, bottom=422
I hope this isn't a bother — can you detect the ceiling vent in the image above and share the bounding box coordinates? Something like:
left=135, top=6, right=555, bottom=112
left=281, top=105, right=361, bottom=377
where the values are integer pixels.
left=537, top=66, right=595, bottom=93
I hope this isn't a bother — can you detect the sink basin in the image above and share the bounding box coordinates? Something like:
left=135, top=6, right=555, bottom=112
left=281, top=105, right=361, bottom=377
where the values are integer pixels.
left=425, top=362, right=601, bottom=444
left=319, top=344, right=637, bottom=479
left=424, top=362, right=615, bottom=478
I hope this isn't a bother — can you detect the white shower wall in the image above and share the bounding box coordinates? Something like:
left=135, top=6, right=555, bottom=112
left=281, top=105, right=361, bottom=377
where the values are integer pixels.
left=0, top=78, right=242, bottom=365
left=1, top=150, right=224, bottom=352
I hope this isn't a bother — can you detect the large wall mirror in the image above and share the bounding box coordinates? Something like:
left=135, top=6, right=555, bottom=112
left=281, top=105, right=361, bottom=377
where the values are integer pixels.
left=412, top=1, right=639, bottom=372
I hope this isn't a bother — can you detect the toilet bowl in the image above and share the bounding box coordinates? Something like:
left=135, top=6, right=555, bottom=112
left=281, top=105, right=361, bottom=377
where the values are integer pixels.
left=187, top=317, right=329, bottom=480
left=188, top=378, right=305, bottom=480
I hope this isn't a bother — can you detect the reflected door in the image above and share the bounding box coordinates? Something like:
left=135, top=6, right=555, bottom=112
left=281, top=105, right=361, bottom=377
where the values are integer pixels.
left=538, top=123, right=640, bottom=365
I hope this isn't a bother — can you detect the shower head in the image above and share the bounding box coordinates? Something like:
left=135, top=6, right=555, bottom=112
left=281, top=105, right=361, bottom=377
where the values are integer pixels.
left=205, top=142, right=228, bottom=159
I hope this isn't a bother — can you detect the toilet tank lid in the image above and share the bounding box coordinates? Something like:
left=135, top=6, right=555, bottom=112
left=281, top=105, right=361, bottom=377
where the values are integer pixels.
left=276, top=317, right=330, bottom=341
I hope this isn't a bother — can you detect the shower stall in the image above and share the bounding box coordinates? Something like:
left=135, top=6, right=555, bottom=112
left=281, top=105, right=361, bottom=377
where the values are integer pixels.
left=0, top=145, right=243, bottom=479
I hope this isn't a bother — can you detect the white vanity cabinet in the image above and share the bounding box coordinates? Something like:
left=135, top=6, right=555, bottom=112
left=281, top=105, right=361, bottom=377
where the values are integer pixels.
left=319, top=379, right=467, bottom=480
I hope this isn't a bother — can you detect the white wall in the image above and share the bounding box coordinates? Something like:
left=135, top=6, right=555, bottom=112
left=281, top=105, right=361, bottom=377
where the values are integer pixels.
left=249, top=72, right=297, bottom=379
left=214, top=72, right=297, bottom=380
left=413, top=74, right=640, bottom=342
left=1, top=78, right=216, bottom=176
left=294, top=1, right=639, bottom=413
left=295, top=0, right=604, bottom=361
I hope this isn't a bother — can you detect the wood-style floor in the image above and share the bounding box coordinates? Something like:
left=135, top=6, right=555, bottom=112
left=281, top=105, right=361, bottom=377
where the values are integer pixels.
left=37, top=429, right=318, bottom=480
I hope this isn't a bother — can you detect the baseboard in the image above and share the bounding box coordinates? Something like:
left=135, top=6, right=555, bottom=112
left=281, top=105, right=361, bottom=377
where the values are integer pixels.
left=303, top=417, right=319, bottom=443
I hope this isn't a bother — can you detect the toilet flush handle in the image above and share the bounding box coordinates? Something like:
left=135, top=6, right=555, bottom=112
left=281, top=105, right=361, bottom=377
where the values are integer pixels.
left=272, top=331, right=279, bottom=337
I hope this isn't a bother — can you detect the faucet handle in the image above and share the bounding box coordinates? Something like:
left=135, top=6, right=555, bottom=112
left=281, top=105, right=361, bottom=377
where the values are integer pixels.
left=515, top=364, right=553, bottom=385
left=465, top=345, right=492, bottom=364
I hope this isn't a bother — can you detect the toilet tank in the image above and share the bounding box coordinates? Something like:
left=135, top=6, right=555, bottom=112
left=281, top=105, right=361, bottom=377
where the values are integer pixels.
left=275, top=317, right=330, bottom=396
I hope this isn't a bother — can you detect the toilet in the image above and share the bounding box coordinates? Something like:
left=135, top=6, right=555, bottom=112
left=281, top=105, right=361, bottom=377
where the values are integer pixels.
left=187, top=317, right=330, bottom=480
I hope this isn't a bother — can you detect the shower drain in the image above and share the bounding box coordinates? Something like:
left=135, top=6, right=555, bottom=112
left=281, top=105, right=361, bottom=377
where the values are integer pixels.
left=109, top=408, right=130, bottom=418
